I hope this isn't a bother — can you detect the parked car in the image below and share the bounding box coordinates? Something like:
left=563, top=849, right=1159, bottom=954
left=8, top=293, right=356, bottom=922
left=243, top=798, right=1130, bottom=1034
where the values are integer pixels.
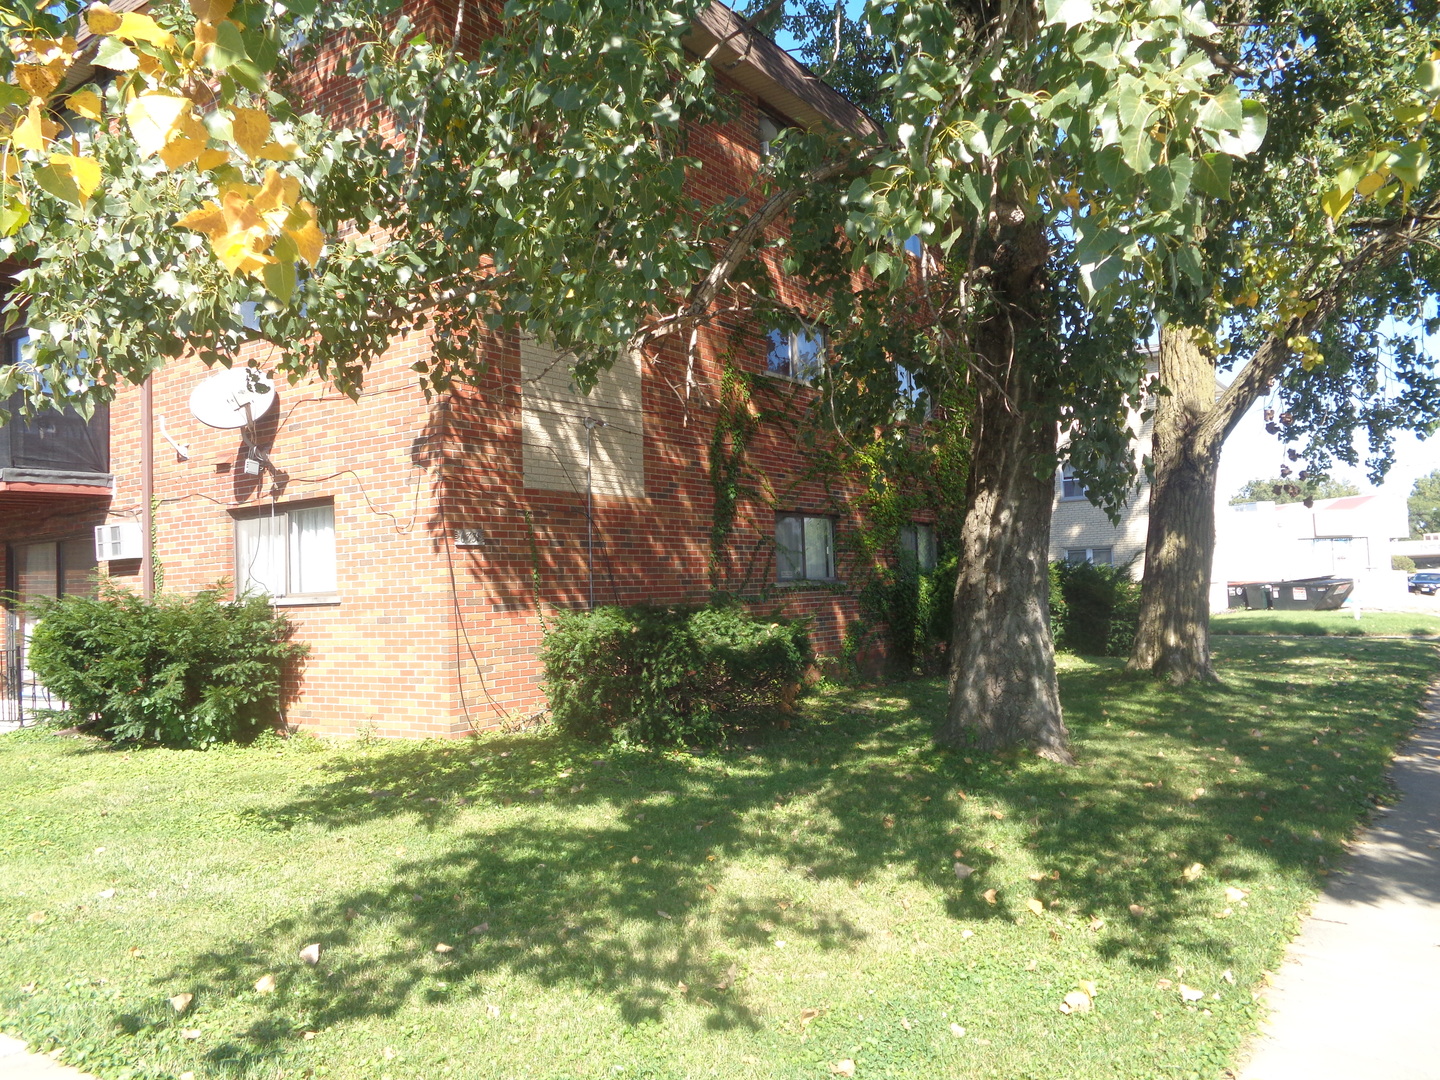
left=1408, top=572, right=1440, bottom=595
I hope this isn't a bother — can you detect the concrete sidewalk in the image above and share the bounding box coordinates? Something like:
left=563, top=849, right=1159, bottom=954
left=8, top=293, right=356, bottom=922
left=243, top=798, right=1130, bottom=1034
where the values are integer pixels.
left=1238, top=687, right=1440, bottom=1080
left=0, top=1035, right=96, bottom=1079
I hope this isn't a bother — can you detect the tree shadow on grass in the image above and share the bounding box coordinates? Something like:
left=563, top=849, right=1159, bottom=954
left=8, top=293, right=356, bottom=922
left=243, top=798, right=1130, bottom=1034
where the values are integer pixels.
left=149, top=637, right=1435, bottom=1074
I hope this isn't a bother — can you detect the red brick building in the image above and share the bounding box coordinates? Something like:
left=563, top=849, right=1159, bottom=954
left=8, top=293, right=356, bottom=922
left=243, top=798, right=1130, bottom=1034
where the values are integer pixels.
left=1, top=3, right=921, bottom=737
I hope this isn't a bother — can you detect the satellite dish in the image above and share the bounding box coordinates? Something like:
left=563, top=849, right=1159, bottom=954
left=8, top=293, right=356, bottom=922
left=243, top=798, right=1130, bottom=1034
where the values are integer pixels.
left=188, top=367, right=276, bottom=430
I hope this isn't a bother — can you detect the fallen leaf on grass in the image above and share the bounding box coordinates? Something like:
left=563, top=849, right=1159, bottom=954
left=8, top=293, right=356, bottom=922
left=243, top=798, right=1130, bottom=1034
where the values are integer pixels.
left=468, top=923, right=490, bottom=935
left=953, top=862, right=975, bottom=880
left=1059, top=989, right=1092, bottom=1014
left=26, top=912, right=46, bottom=925
left=675, top=981, right=689, bottom=995
left=434, top=943, right=454, bottom=954
left=714, top=963, right=738, bottom=991
left=20, top=983, right=36, bottom=995
left=486, top=1004, right=501, bottom=1018
left=1026, top=898, right=1045, bottom=916
left=1088, top=916, right=1105, bottom=930
left=656, top=910, right=673, bottom=920
left=960, top=929, right=975, bottom=939
left=254, top=974, right=276, bottom=993
left=1179, top=984, right=1205, bottom=1002
left=1225, top=887, right=1249, bottom=903
left=1182, top=863, right=1206, bottom=883
left=799, top=1007, right=822, bottom=1029
left=303, top=1031, right=317, bottom=1040
left=97, top=889, right=115, bottom=900
left=831, top=1060, right=856, bottom=1077
left=990, top=809, right=1005, bottom=820
left=180, top=1028, right=201, bottom=1040
left=169, top=993, right=193, bottom=1014
left=298, top=943, right=321, bottom=965
left=983, top=889, right=998, bottom=905
left=1221, top=969, right=1236, bottom=984
left=1128, top=904, right=1145, bottom=916
left=949, top=1022, right=966, bottom=1037
left=882, top=814, right=895, bottom=829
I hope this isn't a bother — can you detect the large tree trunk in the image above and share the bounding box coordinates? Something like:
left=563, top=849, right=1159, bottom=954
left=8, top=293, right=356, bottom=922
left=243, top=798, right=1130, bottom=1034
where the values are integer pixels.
left=1128, top=324, right=1223, bottom=682
left=939, top=213, right=1071, bottom=763
left=941, top=366, right=1071, bottom=761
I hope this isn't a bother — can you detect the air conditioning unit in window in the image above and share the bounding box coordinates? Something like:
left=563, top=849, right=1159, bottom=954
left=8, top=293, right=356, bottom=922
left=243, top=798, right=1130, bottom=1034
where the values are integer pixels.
left=94, top=522, right=143, bottom=561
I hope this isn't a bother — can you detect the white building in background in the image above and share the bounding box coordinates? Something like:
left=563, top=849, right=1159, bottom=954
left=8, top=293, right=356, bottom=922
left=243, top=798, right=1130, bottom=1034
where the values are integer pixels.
left=1212, top=493, right=1411, bottom=610
left=1049, top=454, right=1413, bottom=610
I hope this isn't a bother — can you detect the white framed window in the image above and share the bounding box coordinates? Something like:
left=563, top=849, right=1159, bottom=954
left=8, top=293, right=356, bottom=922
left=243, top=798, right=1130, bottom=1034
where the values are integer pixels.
left=776, top=513, right=835, bottom=581
left=899, top=523, right=937, bottom=571
left=1065, top=547, right=1112, bottom=566
left=758, top=113, right=783, bottom=158
left=234, top=501, right=337, bottom=602
left=766, top=326, right=825, bottom=384
left=1060, top=464, right=1087, bottom=500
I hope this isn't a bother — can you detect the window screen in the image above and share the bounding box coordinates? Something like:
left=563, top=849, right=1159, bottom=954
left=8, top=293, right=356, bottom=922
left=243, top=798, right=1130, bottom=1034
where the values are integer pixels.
left=776, top=513, right=835, bottom=581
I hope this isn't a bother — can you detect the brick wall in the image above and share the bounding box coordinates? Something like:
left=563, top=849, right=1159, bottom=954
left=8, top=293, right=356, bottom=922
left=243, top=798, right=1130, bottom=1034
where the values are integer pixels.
left=1, top=0, right=879, bottom=738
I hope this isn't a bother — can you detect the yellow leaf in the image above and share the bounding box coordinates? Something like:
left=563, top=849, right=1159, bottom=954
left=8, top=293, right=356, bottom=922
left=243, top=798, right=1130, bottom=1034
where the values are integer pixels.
left=1224, top=886, right=1248, bottom=902
left=109, top=12, right=177, bottom=50
left=176, top=200, right=227, bottom=239
left=169, top=992, right=193, bottom=1013
left=1181, top=862, right=1205, bottom=883
left=0, top=151, right=18, bottom=179
left=158, top=136, right=204, bottom=170
left=86, top=4, right=123, bottom=35
left=193, top=19, right=218, bottom=62
left=982, top=888, right=998, bottom=905
left=830, top=1061, right=856, bottom=1077
left=1059, top=989, right=1092, bottom=1014
left=12, top=100, right=57, bottom=152
left=253, top=973, right=276, bottom=993
left=251, top=168, right=297, bottom=213
left=66, top=89, right=102, bottom=120
left=286, top=206, right=323, bottom=267
left=190, top=0, right=236, bottom=19
left=1026, top=898, right=1045, bottom=916
left=1321, top=186, right=1353, bottom=221
left=1355, top=171, right=1388, bottom=197
left=256, top=140, right=298, bottom=161
left=125, top=93, right=193, bottom=159
left=214, top=229, right=273, bottom=276
left=230, top=107, right=271, bottom=157
left=156, top=110, right=208, bottom=170
left=15, top=61, right=65, bottom=100
left=197, top=148, right=231, bottom=171
left=48, top=153, right=102, bottom=204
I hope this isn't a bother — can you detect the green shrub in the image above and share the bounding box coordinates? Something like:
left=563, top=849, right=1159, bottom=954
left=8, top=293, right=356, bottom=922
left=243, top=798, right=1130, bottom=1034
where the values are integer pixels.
left=27, top=584, right=307, bottom=748
left=541, top=603, right=812, bottom=746
left=853, top=555, right=957, bottom=678
left=1051, top=560, right=1142, bottom=657
left=1393, top=554, right=1417, bottom=573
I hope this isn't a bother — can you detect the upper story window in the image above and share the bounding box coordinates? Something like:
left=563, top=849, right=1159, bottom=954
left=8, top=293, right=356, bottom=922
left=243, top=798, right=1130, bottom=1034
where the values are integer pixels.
left=758, top=112, right=784, bottom=158
left=1066, top=547, right=1112, bottom=566
left=899, top=523, right=937, bottom=572
left=234, top=500, right=338, bottom=603
left=766, top=326, right=825, bottom=384
left=1060, top=464, right=1087, bottom=500
left=1, top=329, right=111, bottom=480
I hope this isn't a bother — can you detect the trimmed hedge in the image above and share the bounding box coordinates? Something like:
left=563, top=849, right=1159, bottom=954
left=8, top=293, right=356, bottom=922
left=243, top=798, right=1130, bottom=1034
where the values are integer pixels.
left=541, top=603, right=812, bottom=746
left=1051, top=560, right=1141, bottom=657
left=26, top=585, right=306, bottom=748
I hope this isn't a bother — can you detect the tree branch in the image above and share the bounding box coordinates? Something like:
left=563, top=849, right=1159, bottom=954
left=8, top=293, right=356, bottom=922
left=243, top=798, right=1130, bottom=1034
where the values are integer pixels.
left=1196, top=192, right=1440, bottom=453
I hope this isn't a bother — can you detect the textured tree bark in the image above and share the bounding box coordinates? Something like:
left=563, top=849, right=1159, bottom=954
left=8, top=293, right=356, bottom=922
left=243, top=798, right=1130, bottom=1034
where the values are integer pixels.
left=939, top=215, right=1072, bottom=763
left=1128, top=324, right=1222, bottom=683
left=941, top=365, right=1071, bottom=761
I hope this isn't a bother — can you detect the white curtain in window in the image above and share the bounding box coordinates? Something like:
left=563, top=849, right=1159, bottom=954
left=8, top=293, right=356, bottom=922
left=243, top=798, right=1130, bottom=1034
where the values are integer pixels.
left=803, top=516, right=833, bottom=579
left=237, top=514, right=286, bottom=595
left=775, top=514, right=804, bottom=580
left=289, top=505, right=337, bottom=594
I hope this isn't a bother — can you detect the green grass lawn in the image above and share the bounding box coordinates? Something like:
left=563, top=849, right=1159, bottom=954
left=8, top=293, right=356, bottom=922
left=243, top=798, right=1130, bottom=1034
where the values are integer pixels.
left=1, top=637, right=1433, bottom=1080
left=1211, top=608, right=1440, bottom=638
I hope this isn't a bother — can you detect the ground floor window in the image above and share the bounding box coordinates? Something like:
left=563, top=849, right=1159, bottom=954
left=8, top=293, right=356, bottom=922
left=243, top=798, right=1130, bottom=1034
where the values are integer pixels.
left=776, top=513, right=835, bottom=581
left=234, top=501, right=337, bottom=600
left=1066, top=547, right=1113, bottom=566
left=899, top=523, right=937, bottom=571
